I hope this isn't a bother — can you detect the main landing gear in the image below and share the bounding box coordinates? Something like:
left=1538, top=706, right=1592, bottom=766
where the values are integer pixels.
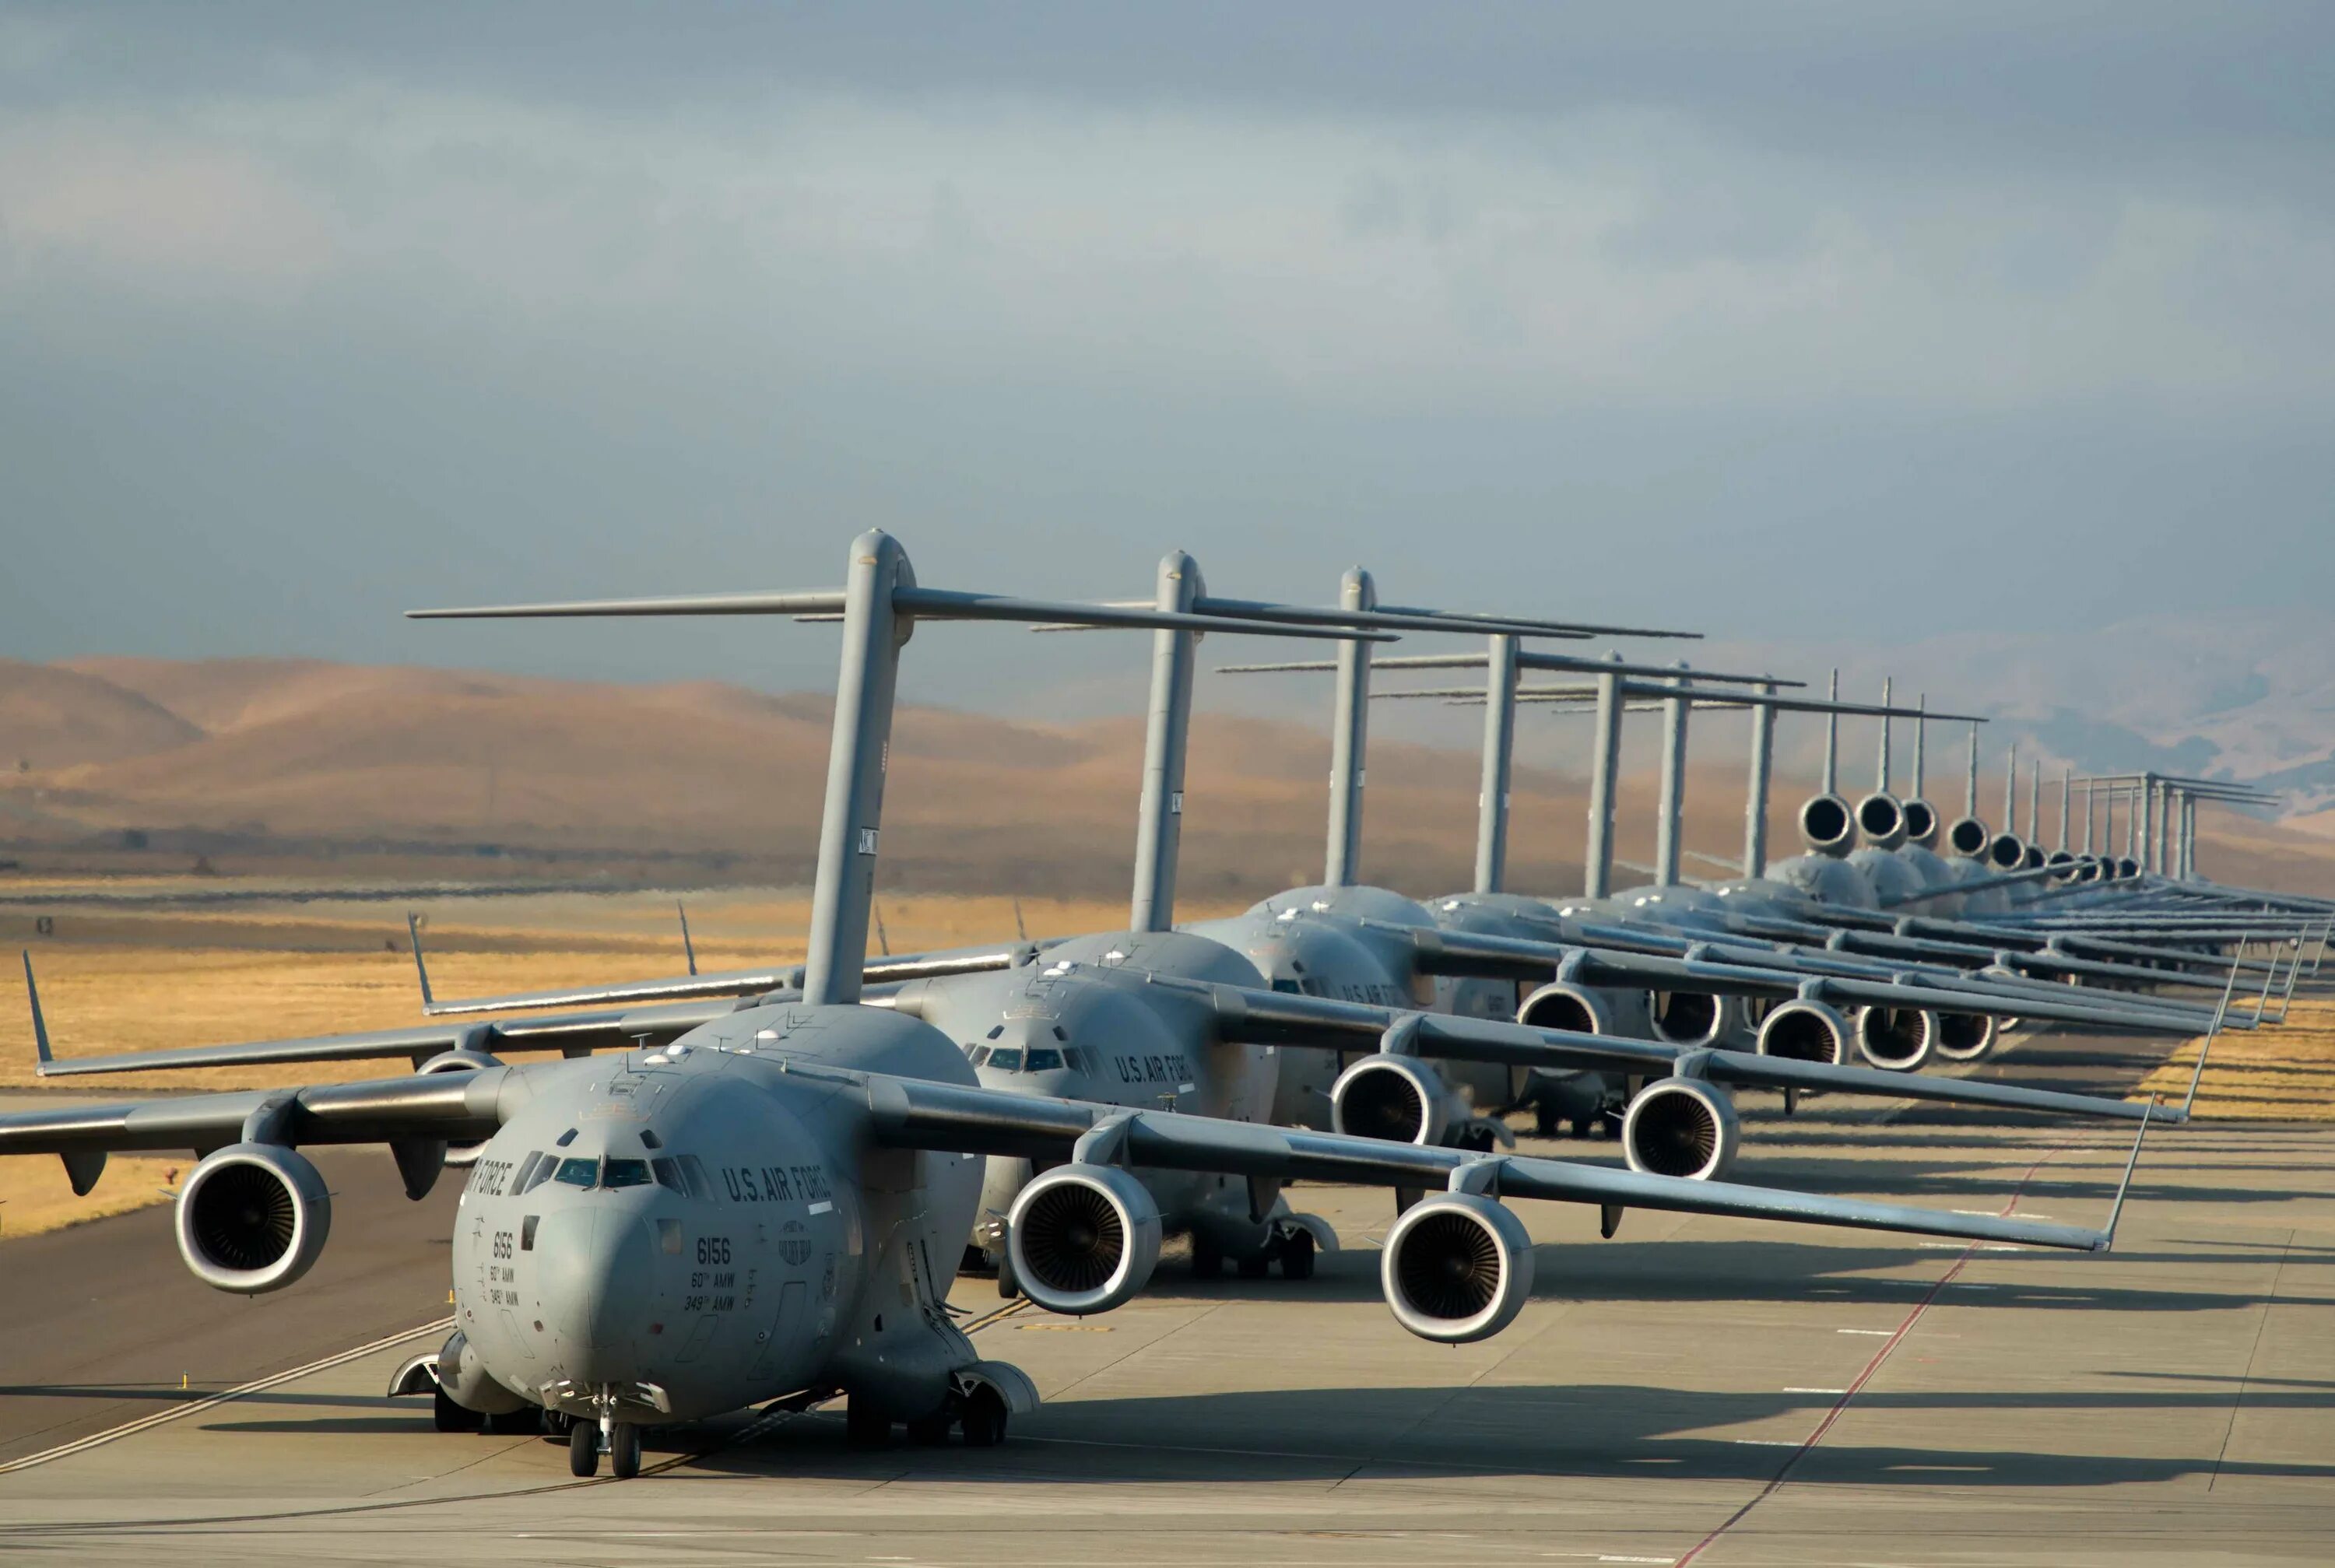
left=845, top=1385, right=1010, bottom=1450
left=1190, top=1224, right=1316, bottom=1281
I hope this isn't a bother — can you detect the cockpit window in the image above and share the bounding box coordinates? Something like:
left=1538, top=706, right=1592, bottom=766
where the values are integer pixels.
left=515, top=1153, right=555, bottom=1194
left=511, top=1151, right=542, bottom=1192
left=553, top=1157, right=599, bottom=1188
left=651, top=1157, right=685, bottom=1194
left=1271, top=977, right=1301, bottom=994
left=602, top=1159, right=652, bottom=1189
left=986, top=1047, right=1024, bottom=1072
left=969, top=1046, right=992, bottom=1067
left=679, top=1154, right=715, bottom=1200
left=1024, top=1048, right=1062, bottom=1071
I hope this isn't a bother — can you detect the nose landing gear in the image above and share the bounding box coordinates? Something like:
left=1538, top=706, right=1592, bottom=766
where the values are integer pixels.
left=568, top=1412, right=642, bottom=1479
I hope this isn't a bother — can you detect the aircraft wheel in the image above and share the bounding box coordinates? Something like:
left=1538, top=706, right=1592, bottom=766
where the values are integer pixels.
left=1190, top=1237, right=1224, bottom=1278
left=542, top=1409, right=574, bottom=1439
left=959, top=1386, right=1008, bottom=1448
left=1278, top=1229, right=1315, bottom=1281
left=568, top=1420, right=599, bottom=1477
left=433, top=1385, right=482, bottom=1433
left=1236, top=1254, right=1271, bottom=1279
left=486, top=1407, right=541, bottom=1436
left=906, top=1411, right=954, bottom=1446
left=1569, top=1116, right=1595, bottom=1141
left=845, top=1398, right=892, bottom=1448
left=609, top=1421, right=642, bottom=1481
left=1533, top=1103, right=1561, bottom=1138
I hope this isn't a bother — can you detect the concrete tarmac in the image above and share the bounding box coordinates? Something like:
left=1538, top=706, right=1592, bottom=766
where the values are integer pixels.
left=3, top=1031, right=2333, bottom=1565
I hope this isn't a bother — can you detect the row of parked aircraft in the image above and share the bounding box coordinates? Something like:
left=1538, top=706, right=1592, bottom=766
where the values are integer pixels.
left=6, top=531, right=2325, bottom=1479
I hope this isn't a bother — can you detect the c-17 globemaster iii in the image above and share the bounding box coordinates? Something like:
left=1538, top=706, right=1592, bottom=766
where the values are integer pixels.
left=4, top=532, right=2151, bottom=1480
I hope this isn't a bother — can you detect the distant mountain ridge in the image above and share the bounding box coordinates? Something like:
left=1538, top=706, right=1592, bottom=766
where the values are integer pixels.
left=5, top=654, right=2330, bottom=899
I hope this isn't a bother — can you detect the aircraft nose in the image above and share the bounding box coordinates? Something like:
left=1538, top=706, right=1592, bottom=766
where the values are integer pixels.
left=535, top=1207, right=655, bottom=1352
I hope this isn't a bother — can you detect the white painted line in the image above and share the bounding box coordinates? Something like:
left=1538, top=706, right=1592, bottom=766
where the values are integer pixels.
left=0, top=1316, right=455, bottom=1475
left=1730, top=1437, right=1800, bottom=1447
left=1837, top=1328, right=1894, bottom=1336
left=1783, top=1387, right=1848, bottom=1394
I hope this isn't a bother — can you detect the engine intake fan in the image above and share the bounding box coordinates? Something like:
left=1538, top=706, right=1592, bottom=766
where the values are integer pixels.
left=1006, top=1164, right=1162, bottom=1317
left=1382, top=1193, right=1535, bottom=1343
left=1935, top=1011, right=1996, bottom=1062
left=1855, top=1006, right=1936, bottom=1071
left=1329, top=1054, right=1451, bottom=1146
left=1755, top=999, right=1849, bottom=1066
left=176, top=1142, right=332, bottom=1294
left=1620, top=1078, right=1742, bottom=1181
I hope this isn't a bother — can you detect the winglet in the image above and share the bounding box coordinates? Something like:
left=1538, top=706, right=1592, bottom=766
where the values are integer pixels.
left=677, top=901, right=698, bottom=977
left=406, top=912, right=436, bottom=1009
left=23, top=950, right=54, bottom=1075
left=2098, top=1094, right=2157, bottom=1254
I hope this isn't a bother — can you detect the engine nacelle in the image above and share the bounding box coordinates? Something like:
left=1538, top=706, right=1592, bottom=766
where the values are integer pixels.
left=176, top=1142, right=332, bottom=1295
left=1382, top=1192, right=1535, bottom=1344
left=1799, top=794, right=1856, bottom=858
left=1934, top=1010, right=1996, bottom=1062
left=1329, top=1054, right=1452, bottom=1146
left=1755, top=999, right=1849, bottom=1066
left=1854, top=1006, right=1936, bottom=1071
left=415, top=1049, right=503, bottom=1168
left=1855, top=792, right=1908, bottom=851
left=1901, top=798, right=1940, bottom=848
left=1945, top=817, right=1991, bottom=858
left=1620, top=1078, right=1743, bottom=1181
left=1006, top=1164, right=1163, bottom=1317
left=2021, top=844, right=2046, bottom=872
left=1648, top=990, right=1733, bottom=1048
left=1986, top=833, right=2028, bottom=872
left=1517, top=980, right=1631, bottom=1037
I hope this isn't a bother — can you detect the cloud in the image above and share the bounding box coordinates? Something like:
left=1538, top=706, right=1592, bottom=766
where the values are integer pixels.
left=3, top=82, right=2330, bottom=416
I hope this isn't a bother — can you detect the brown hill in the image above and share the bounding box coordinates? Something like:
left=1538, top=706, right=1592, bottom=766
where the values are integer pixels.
left=5, top=658, right=2331, bottom=902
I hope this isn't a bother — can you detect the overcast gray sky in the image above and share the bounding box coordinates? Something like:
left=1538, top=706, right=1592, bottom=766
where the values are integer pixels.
left=3, top=2, right=2330, bottom=710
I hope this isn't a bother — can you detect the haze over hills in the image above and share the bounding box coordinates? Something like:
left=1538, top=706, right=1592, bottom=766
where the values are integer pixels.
left=3, top=655, right=2331, bottom=903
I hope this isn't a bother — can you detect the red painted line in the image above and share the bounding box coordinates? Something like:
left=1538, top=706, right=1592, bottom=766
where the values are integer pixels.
left=1672, top=1147, right=2066, bottom=1566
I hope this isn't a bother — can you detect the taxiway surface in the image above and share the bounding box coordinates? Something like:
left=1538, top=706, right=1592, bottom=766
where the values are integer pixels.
left=4, top=1029, right=2332, bottom=1566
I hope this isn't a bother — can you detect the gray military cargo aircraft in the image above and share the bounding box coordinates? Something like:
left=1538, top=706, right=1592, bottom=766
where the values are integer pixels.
left=31, top=555, right=2181, bottom=1279
left=6, top=531, right=2155, bottom=1479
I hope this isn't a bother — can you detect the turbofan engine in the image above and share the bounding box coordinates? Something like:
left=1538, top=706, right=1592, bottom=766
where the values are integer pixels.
left=1854, top=1006, right=1936, bottom=1071
left=1800, top=794, right=1856, bottom=858
left=1517, top=980, right=1647, bottom=1039
left=1006, top=1164, right=1163, bottom=1316
left=176, top=1142, right=332, bottom=1294
left=1945, top=817, right=1991, bottom=858
left=1329, top=1054, right=1452, bottom=1145
left=1935, top=1010, right=1996, bottom=1062
left=1381, top=1193, right=1535, bottom=1343
left=1620, top=1077, right=1742, bottom=1180
left=1754, top=998, right=1849, bottom=1065
left=415, top=1047, right=502, bottom=1168
left=1648, top=990, right=1734, bottom=1049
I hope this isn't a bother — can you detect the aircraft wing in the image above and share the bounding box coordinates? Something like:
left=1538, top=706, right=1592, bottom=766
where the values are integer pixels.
left=23, top=953, right=734, bottom=1079
left=0, top=1067, right=523, bottom=1156
left=861, top=1073, right=2129, bottom=1253
left=1558, top=949, right=2221, bottom=1037
left=409, top=942, right=1039, bottom=1017
left=1164, top=977, right=2179, bottom=1124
